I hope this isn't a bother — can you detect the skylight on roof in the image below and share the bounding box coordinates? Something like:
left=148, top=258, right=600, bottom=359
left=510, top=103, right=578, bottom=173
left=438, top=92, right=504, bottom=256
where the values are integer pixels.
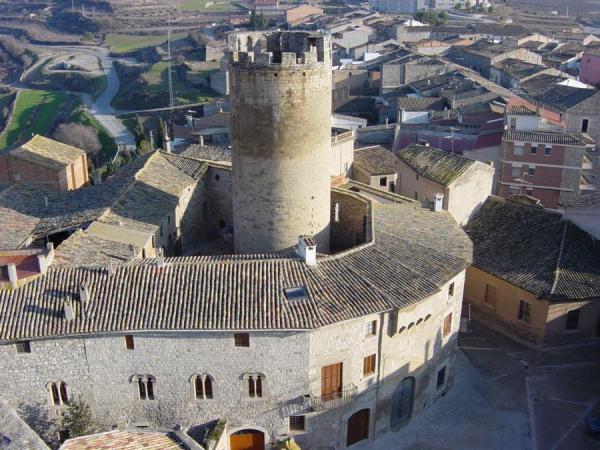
left=284, top=286, right=309, bottom=301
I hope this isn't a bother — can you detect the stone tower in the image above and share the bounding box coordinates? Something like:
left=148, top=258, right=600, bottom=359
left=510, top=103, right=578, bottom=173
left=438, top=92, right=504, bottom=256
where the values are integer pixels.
left=228, top=31, right=332, bottom=254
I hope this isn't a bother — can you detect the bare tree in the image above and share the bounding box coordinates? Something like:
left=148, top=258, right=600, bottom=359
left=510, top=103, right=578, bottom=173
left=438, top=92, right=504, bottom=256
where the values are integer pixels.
left=53, top=123, right=102, bottom=164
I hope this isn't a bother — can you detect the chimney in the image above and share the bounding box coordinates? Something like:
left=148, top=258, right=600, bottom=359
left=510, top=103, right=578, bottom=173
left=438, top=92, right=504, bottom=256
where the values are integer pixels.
left=79, top=285, right=90, bottom=304
left=7, top=263, right=18, bottom=289
left=296, top=236, right=317, bottom=266
left=163, top=135, right=172, bottom=153
left=433, top=193, right=444, bottom=212
left=64, top=300, right=75, bottom=321
left=197, top=135, right=204, bottom=146
left=156, top=256, right=166, bottom=268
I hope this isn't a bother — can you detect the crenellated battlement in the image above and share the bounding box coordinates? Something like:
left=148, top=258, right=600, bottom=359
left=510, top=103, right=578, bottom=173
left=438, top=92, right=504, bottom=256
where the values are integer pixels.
left=227, top=30, right=331, bottom=68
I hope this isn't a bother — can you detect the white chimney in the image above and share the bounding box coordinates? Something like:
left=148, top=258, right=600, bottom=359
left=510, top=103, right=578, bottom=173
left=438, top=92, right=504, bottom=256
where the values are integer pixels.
left=156, top=256, right=166, bottom=268
left=7, top=263, right=18, bottom=289
left=163, top=135, right=172, bottom=153
left=79, top=285, right=90, bottom=304
left=433, top=193, right=444, bottom=212
left=64, top=300, right=75, bottom=321
left=296, top=236, right=317, bottom=266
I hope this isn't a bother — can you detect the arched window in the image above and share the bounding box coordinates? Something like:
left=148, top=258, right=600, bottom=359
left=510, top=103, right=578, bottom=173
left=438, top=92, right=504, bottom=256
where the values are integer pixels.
left=132, top=374, right=156, bottom=401
left=47, top=381, right=68, bottom=406
left=243, top=372, right=266, bottom=399
left=191, top=374, right=214, bottom=400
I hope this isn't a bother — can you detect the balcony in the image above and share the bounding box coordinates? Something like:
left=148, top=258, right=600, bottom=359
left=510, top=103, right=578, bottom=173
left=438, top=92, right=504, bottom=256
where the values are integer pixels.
left=307, top=383, right=358, bottom=412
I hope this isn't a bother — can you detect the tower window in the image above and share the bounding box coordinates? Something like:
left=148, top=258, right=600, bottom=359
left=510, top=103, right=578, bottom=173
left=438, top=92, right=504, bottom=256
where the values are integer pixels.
left=244, top=372, right=266, bottom=399
left=48, top=381, right=68, bottom=406
left=193, top=374, right=214, bottom=399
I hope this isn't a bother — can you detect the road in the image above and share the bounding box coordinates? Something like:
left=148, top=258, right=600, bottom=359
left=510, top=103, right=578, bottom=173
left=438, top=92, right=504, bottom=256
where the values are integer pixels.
left=28, top=44, right=136, bottom=149
left=358, top=321, right=600, bottom=450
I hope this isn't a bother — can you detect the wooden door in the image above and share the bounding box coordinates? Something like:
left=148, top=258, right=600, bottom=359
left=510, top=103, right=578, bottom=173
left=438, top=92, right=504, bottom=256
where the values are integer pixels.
left=347, top=409, right=370, bottom=446
left=230, top=430, right=265, bottom=450
left=321, top=362, right=343, bottom=401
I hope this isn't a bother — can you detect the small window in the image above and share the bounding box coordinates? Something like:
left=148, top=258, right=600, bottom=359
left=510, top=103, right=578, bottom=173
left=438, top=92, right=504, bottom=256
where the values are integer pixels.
left=125, top=335, right=134, bottom=350
left=16, top=341, right=31, bottom=353
left=528, top=166, right=535, bottom=176
left=566, top=310, right=580, bottom=330
left=289, top=415, right=305, bottom=431
left=363, top=354, right=376, bottom=376
left=511, top=166, right=521, bottom=178
left=518, top=300, right=531, bottom=323
left=485, top=284, right=496, bottom=307
left=215, top=173, right=220, bottom=181
left=582, top=119, right=589, bottom=133
left=436, top=367, right=446, bottom=389
left=530, top=146, right=537, bottom=154
left=193, top=374, right=214, bottom=400
left=284, top=286, right=308, bottom=301
left=448, top=282, right=455, bottom=297
left=246, top=373, right=265, bottom=398
left=49, top=381, right=68, bottom=406
left=514, top=144, right=524, bottom=156
left=365, top=320, right=377, bottom=337
left=379, top=176, right=387, bottom=187
left=443, top=313, right=452, bottom=338
left=234, top=333, right=250, bottom=347
left=544, top=147, right=552, bottom=155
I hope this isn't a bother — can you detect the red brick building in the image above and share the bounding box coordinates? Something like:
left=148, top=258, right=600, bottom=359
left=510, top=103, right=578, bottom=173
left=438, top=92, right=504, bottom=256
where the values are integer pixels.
left=0, top=135, right=89, bottom=193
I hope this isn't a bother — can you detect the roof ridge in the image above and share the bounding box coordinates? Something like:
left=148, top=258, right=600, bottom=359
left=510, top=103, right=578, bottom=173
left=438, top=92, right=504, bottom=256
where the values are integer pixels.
left=549, top=221, right=568, bottom=297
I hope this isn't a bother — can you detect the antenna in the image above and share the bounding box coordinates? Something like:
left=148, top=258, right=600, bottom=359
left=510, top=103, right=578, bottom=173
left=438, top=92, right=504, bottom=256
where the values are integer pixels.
left=167, top=13, right=175, bottom=123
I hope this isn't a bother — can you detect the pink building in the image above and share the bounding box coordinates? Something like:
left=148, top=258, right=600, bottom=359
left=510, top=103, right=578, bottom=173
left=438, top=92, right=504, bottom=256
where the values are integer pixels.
left=579, top=48, right=600, bottom=87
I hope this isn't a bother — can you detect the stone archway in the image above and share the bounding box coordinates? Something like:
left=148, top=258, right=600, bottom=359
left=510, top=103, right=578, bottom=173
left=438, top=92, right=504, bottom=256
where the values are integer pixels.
left=230, top=428, right=265, bottom=450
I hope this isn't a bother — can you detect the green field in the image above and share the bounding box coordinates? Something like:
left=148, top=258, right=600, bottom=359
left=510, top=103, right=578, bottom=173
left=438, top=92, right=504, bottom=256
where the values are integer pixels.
left=179, top=0, right=243, bottom=12
left=105, top=32, right=188, bottom=53
left=0, top=89, right=71, bottom=150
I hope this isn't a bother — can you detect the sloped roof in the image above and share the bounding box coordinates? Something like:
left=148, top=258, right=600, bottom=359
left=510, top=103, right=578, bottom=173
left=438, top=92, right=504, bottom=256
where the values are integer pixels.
left=10, top=135, right=85, bottom=170
left=60, top=430, right=185, bottom=450
left=0, top=400, right=50, bottom=450
left=180, top=145, right=232, bottom=163
left=353, top=146, right=400, bottom=175
left=396, top=145, right=476, bottom=186
left=0, top=190, right=472, bottom=340
left=395, top=97, right=447, bottom=112
left=503, top=130, right=594, bottom=146
left=465, top=196, right=600, bottom=301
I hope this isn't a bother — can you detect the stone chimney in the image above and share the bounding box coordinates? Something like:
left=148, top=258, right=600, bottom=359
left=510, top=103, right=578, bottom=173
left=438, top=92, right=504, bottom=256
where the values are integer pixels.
left=7, top=263, right=18, bottom=289
left=79, top=285, right=90, bottom=304
left=64, top=300, right=75, bottom=321
left=296, top=236, right=317, bottom=266
left=163, top=135, right=172, bottom=153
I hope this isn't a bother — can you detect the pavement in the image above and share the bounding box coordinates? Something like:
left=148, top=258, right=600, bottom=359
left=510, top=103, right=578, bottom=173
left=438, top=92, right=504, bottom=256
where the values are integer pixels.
left=360, top=321, right=600, bottom=450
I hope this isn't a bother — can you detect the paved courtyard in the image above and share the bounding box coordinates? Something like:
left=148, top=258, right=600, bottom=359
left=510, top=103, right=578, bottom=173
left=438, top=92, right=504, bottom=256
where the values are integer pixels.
left=361, top=321, right=600, bottom=450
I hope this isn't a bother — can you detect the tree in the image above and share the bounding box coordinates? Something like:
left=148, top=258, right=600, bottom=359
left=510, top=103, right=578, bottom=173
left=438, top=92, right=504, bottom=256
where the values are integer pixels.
left=132, top=115, right=145, bottom=147
left=156, top=115, right=167, bottom=148
left=465, top=0, right=472, bottom=11
left=53, top=123, right=102, bottom=164
left=137, top=139, right=153, bottom=155
left=61, top=398, right=95, bottom=438
left=438, top=10, right=448, bottom=23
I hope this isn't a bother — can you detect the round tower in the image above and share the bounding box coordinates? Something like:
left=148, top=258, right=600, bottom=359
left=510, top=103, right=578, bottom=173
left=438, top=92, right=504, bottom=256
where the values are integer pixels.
left=229, top=31, right=332, bottom=254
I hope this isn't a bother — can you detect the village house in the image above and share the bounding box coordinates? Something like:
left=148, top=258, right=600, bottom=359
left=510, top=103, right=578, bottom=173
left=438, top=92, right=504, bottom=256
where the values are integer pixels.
left=395, top=144, right=494, bottom=225
left=464, top=196, right=600, bottom=346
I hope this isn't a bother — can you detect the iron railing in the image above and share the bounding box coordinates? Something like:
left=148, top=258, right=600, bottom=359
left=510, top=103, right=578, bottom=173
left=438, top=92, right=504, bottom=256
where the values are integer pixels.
left=308, top=383, right=357, bottom=412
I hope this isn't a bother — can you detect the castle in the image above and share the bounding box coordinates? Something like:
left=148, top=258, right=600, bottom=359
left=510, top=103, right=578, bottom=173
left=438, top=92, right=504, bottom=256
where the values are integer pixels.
left=0, top=31, right=472, bottom=450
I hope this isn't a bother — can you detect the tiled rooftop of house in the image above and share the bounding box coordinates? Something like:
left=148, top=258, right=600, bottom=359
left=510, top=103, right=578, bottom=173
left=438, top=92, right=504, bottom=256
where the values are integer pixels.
left=180, top=144, right=232, bottom=163
left=10, top=135, right=85, bottom=170
left=0, top=399, right=50, bottom=450
left=465, top=196, right=600, bottom=301
left=506, top=104, right=538, bottom=116
left=0, top=184, right=50, bottom=250
left=353, top=146, right=400, bottom=175
left=0, top=187, right=471, bottom=340
left=396, top=144, right=476, bottom=186
left=60, top=430, right=185, bottom=450
left=503, top=130, right=594, bottom=145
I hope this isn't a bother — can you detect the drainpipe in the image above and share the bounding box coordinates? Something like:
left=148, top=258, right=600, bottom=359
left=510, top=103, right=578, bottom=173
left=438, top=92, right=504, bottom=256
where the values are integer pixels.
left=372, top=311, right=385, bottom=441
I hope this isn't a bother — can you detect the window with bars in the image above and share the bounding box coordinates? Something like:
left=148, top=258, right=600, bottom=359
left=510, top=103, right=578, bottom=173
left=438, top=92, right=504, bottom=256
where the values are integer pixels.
left=16, top=340, right=31, bottom=353
left=365, top=320, right=377, bottom=337
left=234, top=333, right=250, bottom=347
left=363, top=354, right=376, bottom=376
left=48, top=381, right=68, bottom=406
left=289, top=415, right=305, bottom=431
left=518, top=300, right=531, bottom=323
left=193, top=374, right=214, bottom=399
left=133, top=375, right=156, bottom=400
left=544, top=146, right=552, bottom=155
left=125, top=335, right=134, bottom=350
left=443, top=313, right=452, bottom=338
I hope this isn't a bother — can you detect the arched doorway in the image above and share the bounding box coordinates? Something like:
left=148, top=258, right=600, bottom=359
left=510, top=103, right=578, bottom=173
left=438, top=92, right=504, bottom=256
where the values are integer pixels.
left=230, top=429, right=265, bottom=450
left=347, top=409, right=369, bottom=446
left=390, top=376, right=415, bottom=427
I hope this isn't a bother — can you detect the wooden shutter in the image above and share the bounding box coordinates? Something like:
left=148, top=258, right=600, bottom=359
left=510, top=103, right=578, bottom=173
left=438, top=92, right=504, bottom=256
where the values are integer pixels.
left=321, top=362, right=343, bottom=400
left=347, top=409, right=370, bottom=446
left=443, top=313, right=452, bottom=337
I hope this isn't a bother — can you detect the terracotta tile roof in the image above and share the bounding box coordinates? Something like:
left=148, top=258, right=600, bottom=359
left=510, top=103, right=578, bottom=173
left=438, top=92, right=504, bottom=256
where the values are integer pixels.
left=180, top=145, right=232, bottom=163
left=503, top=130, right=594, bottom=146
left=396, top=145, right=475, bottom=186
left=60, top=430, right=185, bottom=450
left=506, top=105, right=537, bottom=116
left=10, top=135, right=85, bottom=170
left=353, top=146, right=400, bottom=175
left=0, top=191, right=471, bottom=340
left=465, top=196, right=600, bottom=301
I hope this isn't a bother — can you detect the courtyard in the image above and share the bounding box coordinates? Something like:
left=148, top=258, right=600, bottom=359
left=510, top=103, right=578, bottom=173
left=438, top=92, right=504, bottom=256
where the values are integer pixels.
left=361, top=321, right=600, bottom=450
